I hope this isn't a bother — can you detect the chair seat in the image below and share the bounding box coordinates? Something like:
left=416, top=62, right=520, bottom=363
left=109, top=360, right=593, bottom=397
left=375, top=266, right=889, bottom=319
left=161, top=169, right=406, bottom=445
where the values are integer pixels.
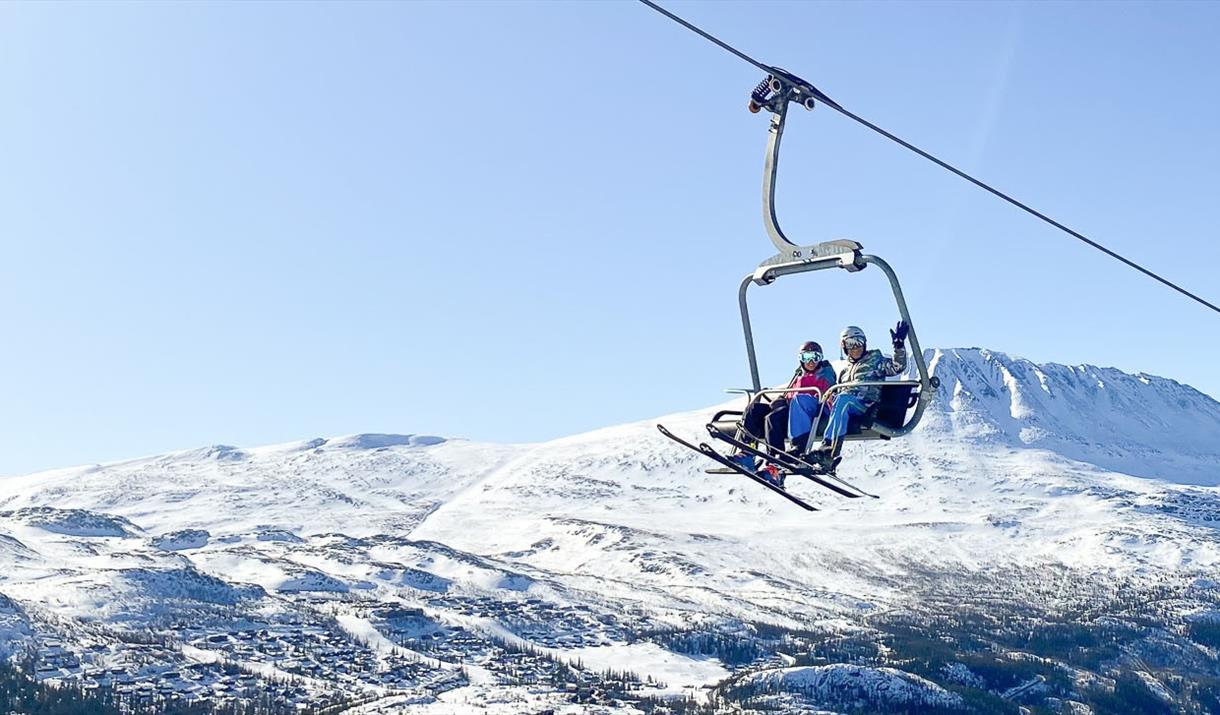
left=712, top=383, right=918, bottom=445
left=813, top=383, right=918, bottom=438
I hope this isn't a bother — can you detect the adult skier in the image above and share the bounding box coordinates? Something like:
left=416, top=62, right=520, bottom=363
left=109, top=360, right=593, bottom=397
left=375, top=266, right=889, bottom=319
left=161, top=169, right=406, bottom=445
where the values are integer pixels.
left=809, top=323, right=909, bottom=471
left=730, top=340, right=836, bottom=486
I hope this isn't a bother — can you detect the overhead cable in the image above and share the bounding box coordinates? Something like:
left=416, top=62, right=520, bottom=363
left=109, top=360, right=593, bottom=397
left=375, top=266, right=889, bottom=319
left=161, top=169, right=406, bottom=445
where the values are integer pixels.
left=638, top=0, right=1220, bottom=316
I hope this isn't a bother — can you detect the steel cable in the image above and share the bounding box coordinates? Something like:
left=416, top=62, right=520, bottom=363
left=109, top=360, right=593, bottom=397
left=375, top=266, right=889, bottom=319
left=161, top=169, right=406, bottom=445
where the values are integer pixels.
left=638, top=0, right=1220, bottom=316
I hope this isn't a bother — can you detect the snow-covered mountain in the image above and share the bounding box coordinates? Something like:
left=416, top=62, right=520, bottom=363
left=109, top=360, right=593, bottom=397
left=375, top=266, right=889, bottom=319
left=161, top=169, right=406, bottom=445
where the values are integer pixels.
left=1, top=348, right=1218, bottom=714
left=927, top=348, right=1220, bottom=485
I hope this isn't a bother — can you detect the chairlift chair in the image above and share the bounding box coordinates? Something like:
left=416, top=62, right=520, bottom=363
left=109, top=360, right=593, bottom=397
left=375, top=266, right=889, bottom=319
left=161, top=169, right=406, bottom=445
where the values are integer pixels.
left=725, top=69, right=939, bottom=450
left=658, top=69, right=939, bottom=507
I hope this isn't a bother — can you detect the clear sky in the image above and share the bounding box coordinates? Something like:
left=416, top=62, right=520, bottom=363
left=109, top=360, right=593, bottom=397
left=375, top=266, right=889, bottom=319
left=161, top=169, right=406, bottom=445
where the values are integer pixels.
left=2, top=1, right=1218, bottom=476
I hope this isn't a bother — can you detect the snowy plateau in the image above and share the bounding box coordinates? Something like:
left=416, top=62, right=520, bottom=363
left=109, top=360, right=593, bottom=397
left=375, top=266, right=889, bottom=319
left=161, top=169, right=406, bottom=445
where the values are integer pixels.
left=1, top=347, right=1219, bottom=714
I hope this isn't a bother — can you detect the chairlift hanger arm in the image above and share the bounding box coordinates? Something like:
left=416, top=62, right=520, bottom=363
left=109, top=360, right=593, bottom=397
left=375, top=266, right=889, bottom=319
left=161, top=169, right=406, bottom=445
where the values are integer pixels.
left=751, top=68, right=840, bottom=259
left=761, top=98, right=794, bottom=253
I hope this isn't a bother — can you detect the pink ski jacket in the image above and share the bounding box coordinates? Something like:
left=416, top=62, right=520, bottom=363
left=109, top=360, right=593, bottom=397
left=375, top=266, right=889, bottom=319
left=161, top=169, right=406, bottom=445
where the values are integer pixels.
left=785, top=362, right=836, bottom=401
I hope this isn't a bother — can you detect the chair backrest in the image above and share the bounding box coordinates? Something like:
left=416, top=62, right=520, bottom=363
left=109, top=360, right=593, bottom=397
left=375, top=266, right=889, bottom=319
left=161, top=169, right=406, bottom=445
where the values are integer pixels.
left=875, top=384, right=917, bottom=429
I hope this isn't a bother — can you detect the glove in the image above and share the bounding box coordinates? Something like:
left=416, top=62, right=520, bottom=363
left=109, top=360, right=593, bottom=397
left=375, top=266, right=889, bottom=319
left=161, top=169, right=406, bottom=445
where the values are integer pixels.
left=890, top=320, right=909, bottom=347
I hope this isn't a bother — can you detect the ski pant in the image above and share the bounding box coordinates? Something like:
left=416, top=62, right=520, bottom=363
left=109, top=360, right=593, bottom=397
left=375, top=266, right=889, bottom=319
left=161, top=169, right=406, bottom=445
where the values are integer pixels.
left=787, top=393, right=822, bottom=449
left=740, top=398, right=788, bottom=453
left=822, top=394, right=868, bottom=445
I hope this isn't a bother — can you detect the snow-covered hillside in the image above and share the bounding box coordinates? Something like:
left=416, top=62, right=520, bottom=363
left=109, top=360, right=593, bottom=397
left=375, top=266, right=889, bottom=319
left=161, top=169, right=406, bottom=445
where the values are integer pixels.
left=1, top=348, right=1218, bottom=713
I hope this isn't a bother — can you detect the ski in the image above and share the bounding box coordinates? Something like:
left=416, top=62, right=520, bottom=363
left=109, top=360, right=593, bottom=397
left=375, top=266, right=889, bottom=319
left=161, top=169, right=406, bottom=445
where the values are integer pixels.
left=707, top=423, right=875, bottom=499
left=657, top=424, right=817, bottom=511
left=705, top=424, right=878, bottom=500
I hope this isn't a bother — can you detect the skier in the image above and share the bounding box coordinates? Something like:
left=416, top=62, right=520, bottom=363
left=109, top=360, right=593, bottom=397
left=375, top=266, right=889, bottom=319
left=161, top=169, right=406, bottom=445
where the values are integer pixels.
left=786, top=341, right=836, bottom=454
left=729, top=340, right=836, bottom=486
left=809, top=322, right=909, bottom=471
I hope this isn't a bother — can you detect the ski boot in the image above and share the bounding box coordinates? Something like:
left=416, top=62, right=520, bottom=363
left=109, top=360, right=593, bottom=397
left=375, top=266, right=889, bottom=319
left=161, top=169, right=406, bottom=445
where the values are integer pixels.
left=813, top=441, right=846, bottom=474
left=760, top=464, right=786, bottom=489
left=727, top=452, right=759, bottom=473
left=787, top=433, right=811, bottom=460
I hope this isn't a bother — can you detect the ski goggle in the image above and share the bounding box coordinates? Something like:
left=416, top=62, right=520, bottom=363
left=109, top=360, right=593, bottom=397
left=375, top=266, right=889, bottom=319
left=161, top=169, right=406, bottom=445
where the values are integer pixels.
left=842, top=337, right=865, bottom=350
left=799, top=350, right=822, bottom=363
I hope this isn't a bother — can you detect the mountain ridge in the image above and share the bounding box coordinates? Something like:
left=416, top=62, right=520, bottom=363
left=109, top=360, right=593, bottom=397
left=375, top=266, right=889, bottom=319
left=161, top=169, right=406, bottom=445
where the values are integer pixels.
left=923, top=347, right=1220, bottom=485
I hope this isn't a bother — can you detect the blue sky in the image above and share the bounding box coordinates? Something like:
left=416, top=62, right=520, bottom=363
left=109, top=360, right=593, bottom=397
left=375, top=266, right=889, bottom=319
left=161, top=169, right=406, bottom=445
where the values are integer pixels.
left=1, top=1, right=1217, bottom=476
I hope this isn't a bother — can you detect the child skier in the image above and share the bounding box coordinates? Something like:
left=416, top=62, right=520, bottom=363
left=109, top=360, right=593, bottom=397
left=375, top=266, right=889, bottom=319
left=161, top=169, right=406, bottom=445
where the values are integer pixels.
left=730, top=341, right=836, bottom=486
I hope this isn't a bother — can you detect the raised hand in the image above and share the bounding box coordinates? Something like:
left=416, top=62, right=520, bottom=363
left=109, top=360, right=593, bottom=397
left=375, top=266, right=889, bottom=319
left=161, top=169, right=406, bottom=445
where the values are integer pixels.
left=890, top=320, right=909, bottom=347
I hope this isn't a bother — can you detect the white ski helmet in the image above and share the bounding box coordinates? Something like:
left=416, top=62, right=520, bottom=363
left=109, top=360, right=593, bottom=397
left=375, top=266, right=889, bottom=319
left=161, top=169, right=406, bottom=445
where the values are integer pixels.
left=840, top=325, right=867, bottom=350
